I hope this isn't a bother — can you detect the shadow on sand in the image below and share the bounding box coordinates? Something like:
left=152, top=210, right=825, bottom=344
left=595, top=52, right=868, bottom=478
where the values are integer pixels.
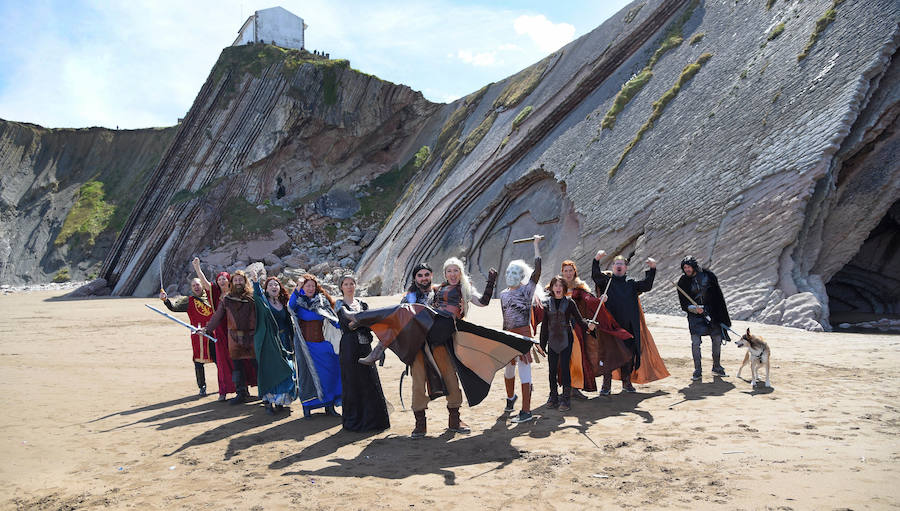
left=668, top=376, right=737, bottom=408
left=271, top=389, right=667, bottom=485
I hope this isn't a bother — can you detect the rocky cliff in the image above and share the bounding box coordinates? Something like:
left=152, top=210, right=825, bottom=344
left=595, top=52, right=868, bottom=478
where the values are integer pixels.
left=0, top=121, right=176, bottom=284
left=88, top=0, right=900, bottom=330
left=98, top=46, right=438, bottom=296
left=356, top=0, right=899, bottom=331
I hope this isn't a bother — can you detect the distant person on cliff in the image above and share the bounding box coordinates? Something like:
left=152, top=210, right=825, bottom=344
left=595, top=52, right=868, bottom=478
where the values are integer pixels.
left=200, top=270, right=259, bottom=404
left=159, top=278, right=216, bottom=397
left=288, top=274, right=342, bottom=418
left=499, top=235, right=545, bottom=423
left=676, top=256, right=732, bottom=381
left=592, top=252, right=669, bottom=393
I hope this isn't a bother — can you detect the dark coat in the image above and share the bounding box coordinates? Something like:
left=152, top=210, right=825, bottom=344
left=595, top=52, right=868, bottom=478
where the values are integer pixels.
left=591, top=260, right=655, bottom=349
left=539, top=296, right=590, bottom=354
left=677, top=269, right=731, bottom=335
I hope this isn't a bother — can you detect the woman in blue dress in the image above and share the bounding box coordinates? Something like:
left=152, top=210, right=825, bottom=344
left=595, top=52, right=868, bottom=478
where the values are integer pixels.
left=288, top=273, right=342, bottom=417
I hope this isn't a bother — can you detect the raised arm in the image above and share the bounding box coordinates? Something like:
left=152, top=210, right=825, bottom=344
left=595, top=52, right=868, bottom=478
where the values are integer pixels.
left=530, top=235, right=543, bottom=284
left=635, top=258, right=657, bottom=293
left=471, top=268, right=498, bottom=307
left=192, top=257, right=211, bottom=295
left=592, top=250, right=609, bottom=293
left=160, top=290, right=189, bottom=313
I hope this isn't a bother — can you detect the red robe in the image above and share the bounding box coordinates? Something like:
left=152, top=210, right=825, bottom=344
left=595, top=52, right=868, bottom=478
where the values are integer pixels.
left=210, top=286, right=257, bottom=392
left=186, top=296, right=215, bottom=363
left=570, top=288, right=634, bottom=376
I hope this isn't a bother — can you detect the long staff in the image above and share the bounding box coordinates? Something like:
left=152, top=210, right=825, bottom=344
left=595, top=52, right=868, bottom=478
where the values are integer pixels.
left=671, top=281, right=742, bottom=338
left=145, top=304, right=218, bottom=342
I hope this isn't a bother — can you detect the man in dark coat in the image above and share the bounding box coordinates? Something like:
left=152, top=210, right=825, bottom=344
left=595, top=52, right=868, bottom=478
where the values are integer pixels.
left=591, top=251, right=656, bottom=394
left=677, top=256, right=731, bottom=380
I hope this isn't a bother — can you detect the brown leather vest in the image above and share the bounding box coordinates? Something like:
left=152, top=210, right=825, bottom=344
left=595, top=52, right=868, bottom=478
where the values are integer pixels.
left=433, top=283, right=463, bottom=319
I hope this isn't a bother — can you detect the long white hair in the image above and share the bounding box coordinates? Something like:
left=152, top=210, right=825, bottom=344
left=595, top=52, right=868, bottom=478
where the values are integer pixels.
left=443, top=257, right=474, bottom=317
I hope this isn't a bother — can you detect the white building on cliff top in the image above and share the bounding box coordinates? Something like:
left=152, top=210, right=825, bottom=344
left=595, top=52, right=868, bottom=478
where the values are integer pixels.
left=232, top=6, right=306, bottom=50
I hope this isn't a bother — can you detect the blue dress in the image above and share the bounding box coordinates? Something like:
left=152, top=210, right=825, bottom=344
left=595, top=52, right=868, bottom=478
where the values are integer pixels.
left=289, top=289, right=342, bottom=412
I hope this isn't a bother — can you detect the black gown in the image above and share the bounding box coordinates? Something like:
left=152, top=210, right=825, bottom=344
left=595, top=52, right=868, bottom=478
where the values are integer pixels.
left=336, top=299, right=390, bottom=432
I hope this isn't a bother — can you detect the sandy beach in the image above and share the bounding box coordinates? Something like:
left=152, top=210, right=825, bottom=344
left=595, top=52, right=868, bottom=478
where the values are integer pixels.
left=1, top=290, right=898, bottom=510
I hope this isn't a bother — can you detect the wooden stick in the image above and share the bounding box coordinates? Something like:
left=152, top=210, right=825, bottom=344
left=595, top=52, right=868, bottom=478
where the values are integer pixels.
left=512, top=236, right=543, bottom=244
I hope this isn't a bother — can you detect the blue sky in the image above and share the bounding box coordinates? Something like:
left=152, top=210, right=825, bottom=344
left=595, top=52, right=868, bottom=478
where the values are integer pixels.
left=0, top=0, right=633, bottom=129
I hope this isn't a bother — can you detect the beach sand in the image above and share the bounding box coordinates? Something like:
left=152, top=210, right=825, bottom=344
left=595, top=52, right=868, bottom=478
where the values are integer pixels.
left=1, top=290, right=898, bottom=509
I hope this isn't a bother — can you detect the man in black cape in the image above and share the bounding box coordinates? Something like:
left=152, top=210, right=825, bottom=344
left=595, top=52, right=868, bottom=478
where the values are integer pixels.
left=677, top=255, right=731, bottom=380
left=591, top=251, right=656, bottom=394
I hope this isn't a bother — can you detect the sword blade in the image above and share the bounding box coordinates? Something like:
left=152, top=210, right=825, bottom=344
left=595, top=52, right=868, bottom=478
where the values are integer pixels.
left=588, top=276, right=614, bottom=324
left=145, top=304, right=217, bottom=342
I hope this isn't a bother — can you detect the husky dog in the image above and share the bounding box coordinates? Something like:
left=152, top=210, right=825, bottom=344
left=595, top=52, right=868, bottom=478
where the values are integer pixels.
left=735, top=328, right=771, bottom=388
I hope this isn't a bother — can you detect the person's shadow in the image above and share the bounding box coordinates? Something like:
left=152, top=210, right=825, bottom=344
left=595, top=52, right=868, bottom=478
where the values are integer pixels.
left=273, top=415, right=521, bottom=486
left=669, top=376, right=736, bottom=408
left=270, top=388, right=666, bottom=485
left=222, top=413, right=346, bottom=460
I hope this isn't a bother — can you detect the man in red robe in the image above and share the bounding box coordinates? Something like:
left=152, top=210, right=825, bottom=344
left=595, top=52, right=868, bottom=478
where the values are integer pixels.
left=161, top=278, right=216, bottom=396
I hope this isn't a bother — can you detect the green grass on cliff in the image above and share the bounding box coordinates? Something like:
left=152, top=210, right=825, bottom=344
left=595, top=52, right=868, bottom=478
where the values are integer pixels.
left=797, top=0, right=845, bottom=61
left=210, top=44, right=350, bottom=106
left=55, top=181, right=116, bottom=247
left=492, top=54, right=553, bottom=110
left=767, top=22, right=786, bottom=41
left=221, top=197, right=291, bottom=236
left=462, top=111, right=498, bottom=154
left=600, top=0, right=699, bottom=132
left=610, top=53, right=712, bottom=177
left=601, top=69, right=653, bottom=130
left=356, top=146, right=429, bottom=225
left=511, top=106, right=533, bottom=130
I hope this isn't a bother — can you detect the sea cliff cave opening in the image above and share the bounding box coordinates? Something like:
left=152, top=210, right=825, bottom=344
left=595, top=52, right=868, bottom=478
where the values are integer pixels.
left=826, top=200, right=900, bottom=331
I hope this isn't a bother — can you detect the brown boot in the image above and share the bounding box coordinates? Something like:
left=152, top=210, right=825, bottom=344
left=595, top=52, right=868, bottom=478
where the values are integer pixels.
left=358, top=343, right=386, bottom=366
left=448, top=407, right=470, bottom=433
left=411, top=410, right=426, bottom=439
left=559, top=386, right=571, bottom=412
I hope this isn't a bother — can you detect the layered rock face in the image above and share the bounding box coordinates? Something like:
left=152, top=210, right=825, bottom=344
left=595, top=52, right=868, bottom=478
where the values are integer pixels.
left=99, top=46, right=438, bottom=296
left=358, top=0, right=900, bottom=330
left=94, top=0, right=898, bottom=331
left=0, top=121, right=175, bottom=284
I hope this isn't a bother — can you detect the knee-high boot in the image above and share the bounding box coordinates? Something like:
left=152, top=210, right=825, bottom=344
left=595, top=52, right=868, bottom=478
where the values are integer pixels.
left=230, top=366, right=246, bottom=405
left=194, top=362, right=207, bottom=396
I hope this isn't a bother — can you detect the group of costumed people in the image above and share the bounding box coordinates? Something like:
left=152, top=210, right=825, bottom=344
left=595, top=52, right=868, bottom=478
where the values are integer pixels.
left=160, top=257, right=389, bottom=432
left=160, top=235, right=734, bottom=438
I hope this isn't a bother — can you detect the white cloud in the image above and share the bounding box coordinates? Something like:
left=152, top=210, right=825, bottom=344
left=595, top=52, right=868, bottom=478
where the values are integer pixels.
left=0, top=2, right=607, bottom=126
left=513, top=14, right=576, bottom=53
left=456, top=49, right=499, bottom=67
